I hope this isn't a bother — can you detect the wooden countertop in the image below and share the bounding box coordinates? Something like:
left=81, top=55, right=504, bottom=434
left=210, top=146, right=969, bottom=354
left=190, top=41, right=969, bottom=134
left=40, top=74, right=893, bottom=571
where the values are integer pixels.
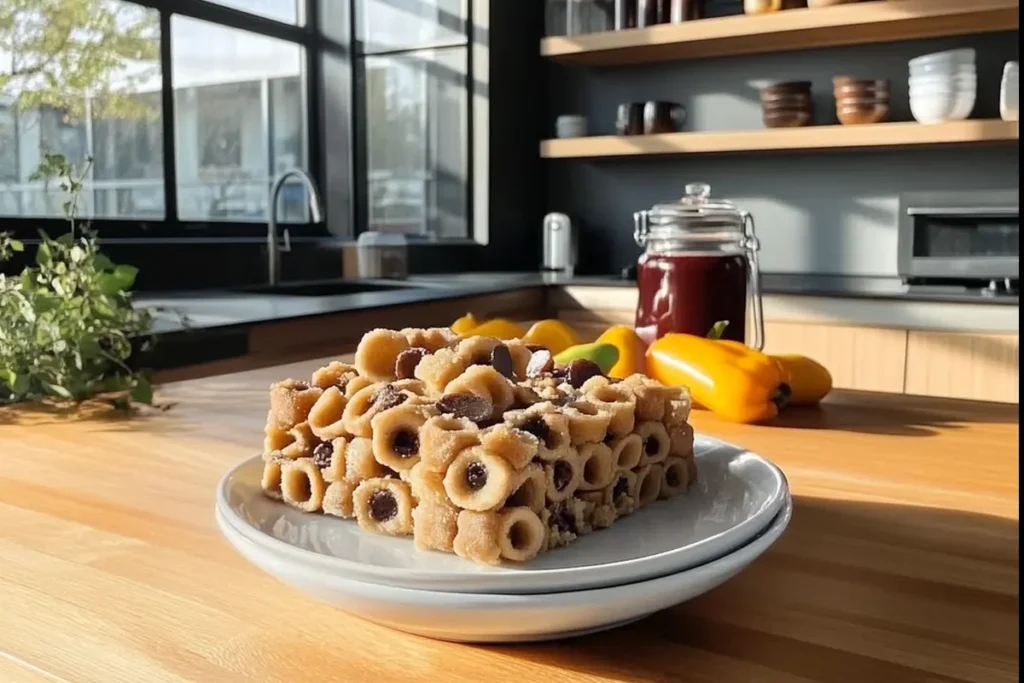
left=0, top=358, right=1018, bottom=683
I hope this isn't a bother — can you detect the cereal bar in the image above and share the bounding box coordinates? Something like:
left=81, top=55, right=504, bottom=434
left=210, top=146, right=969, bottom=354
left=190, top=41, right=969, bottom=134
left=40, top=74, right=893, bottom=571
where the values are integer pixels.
left=257, top=327, right=697, bottom=566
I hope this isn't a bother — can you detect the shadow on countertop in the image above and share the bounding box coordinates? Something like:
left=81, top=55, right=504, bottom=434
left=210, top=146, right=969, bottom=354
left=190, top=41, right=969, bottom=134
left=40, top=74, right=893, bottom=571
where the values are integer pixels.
left=484, top=494, right=1019, bottom=683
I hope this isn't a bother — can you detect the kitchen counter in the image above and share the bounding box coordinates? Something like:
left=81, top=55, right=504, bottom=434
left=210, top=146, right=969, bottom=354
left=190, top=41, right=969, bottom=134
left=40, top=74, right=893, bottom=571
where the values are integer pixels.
left=0, top=357, right=1017, bottom=682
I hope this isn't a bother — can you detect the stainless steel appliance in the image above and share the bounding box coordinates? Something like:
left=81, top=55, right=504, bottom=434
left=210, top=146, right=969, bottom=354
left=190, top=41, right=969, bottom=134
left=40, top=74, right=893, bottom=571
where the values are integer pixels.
left=542, top=212, right=577, bottom=275
left=897, top=189, right=1019, bottom=297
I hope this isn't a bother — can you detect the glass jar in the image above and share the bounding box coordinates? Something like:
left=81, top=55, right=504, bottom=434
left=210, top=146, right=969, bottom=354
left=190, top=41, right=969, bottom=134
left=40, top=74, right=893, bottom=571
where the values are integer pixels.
left=633, top=182, right=765, bottom=349
left=568, top=0, right=615, bottom=35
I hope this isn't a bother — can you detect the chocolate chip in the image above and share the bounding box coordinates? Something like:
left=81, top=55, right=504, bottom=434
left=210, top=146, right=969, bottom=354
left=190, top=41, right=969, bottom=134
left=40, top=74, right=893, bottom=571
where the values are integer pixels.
left=490, top=343, right=514, bottom=379
left=526, top=349, right=554, bottom=378
left=644, top=436, right=659, bottom=455
left=435, top=392, right=492, bottom=423
left=392, top=429, right=419, bottom=457
left=612, top=476, right=629, bottom=501
left=550, top=504, right=576, bottom=536
left=552, top=460, right=573, bottom=491
left=372, top=384, right=408, bottom=412
left=394, top=347, right=429, bottom=380
left=550, top=364, right=568, bottom=379
left=466, top=462, right=488, bottom=491
left=312, top=442, right=334, bottom=468
left=519, top=416, right=550, bottom=443
left=565, top=358, right=603, bottom=389
left=369, top=489, right=398, bottom=522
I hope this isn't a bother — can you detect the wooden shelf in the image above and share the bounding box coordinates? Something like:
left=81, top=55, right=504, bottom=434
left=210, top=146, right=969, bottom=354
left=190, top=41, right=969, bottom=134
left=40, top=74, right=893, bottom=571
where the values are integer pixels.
left=539, top=120, right=1019, bottom=159
left=541, top=0, right=1019, bottom=65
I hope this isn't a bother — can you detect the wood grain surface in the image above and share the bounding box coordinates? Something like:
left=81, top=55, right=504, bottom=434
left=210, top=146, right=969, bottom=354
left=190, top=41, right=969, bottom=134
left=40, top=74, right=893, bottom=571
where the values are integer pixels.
left=0, top=356, right=1018, bottom=683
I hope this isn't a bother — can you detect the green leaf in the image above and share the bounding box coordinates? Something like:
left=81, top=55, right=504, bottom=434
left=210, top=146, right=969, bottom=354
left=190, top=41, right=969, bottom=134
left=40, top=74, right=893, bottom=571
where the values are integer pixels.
left=9, top=240, right=23, bottom=252
left=97, top=265, right=138, bottom=294
left=130, top=376, right=153, bottom=404
left=92, top=253, right=116, bottom=271
left=44, top=383, right=74, bottom=399
left=707, top=321, right=729, bottom=339
left=36, top=241, right=52, bottom=266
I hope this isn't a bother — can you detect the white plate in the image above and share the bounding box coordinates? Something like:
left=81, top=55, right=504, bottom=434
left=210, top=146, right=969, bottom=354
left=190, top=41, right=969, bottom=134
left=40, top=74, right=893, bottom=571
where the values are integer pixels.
left=216, top=495, right=792, bottom=642
left=216, top=435, right=788, bottom=594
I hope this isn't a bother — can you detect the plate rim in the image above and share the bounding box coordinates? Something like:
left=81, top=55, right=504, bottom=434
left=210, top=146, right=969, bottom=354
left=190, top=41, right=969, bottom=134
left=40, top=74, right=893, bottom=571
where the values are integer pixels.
left=216, top=434, right=789, bottom=592
left=215, top=494, right=793, bottom=604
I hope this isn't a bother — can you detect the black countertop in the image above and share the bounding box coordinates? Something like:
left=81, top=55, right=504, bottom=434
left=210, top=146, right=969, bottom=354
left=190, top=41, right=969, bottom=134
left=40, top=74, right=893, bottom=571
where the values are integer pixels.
left=137, top=272, right=1017, bottom=372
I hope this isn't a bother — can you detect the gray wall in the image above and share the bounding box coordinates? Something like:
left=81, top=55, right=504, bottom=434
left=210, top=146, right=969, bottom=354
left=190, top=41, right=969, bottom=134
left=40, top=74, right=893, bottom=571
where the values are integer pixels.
left=546, top=32, right=1020, bottom=277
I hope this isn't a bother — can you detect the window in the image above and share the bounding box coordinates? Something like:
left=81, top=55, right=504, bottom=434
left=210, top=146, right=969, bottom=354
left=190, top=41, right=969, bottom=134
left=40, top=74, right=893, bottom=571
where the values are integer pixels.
left=0, top=0, right=162, bottom=219
left=0, top=0, right=317, bottom=233
left=355, top=0, right=474, bottom=241
left=171, top=16, right=307, bottom=222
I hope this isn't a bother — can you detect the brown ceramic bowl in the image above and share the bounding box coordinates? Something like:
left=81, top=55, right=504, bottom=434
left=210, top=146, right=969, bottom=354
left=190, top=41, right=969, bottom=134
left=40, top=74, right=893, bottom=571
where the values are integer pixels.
left=835, top=99, right=890, bottom=125
left=763, top=109, right=813, bottom=128
left=833, top=78, right=890, bottom=98
left=760, top=81, right=812, bottom=99
left=761, top=94, right=812, bottom=110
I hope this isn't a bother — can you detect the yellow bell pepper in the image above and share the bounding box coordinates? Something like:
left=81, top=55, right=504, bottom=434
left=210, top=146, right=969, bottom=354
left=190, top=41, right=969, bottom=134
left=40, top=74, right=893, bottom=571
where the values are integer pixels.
left=450, top=312, right=479, bottom=336
left=595, top=325, right=647, bottom=379
left=646, top=333, right=790, bottom=424
left=521, top=319, right=580, bottom=355
left=461, top=318, right=526, bottom=340
left=771, top=354, right=832, bottom=406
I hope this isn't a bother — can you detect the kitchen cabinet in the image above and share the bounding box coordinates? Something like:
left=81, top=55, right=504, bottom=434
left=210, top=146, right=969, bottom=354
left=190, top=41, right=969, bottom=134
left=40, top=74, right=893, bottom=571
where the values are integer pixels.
left=905, top=331, right=1020, bottom=403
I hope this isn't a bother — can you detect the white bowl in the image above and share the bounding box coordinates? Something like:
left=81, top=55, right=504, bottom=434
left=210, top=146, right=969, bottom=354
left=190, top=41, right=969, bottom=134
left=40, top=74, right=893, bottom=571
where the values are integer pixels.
left=216, top=435, right=789, bottom=594
left=909, top=74, right=977, bottom=88
left=909, top=48, right=976, bottom=70
left=909, top=62, right=976, bottom=79
left=911, top=89, right=975, bottom=123
left=216, top=496, right=793, bottom=642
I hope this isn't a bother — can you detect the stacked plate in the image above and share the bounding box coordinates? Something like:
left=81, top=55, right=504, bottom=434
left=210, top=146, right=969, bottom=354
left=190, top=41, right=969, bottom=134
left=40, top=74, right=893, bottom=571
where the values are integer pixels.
left=909, top=48, right=977, bottom=124
left=216, top=435, right=792, bottom=643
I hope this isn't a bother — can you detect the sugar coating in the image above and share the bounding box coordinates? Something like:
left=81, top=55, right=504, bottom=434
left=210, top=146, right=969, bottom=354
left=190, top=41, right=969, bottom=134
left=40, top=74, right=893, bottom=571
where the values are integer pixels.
left=257, top=328, right=698, bottom=566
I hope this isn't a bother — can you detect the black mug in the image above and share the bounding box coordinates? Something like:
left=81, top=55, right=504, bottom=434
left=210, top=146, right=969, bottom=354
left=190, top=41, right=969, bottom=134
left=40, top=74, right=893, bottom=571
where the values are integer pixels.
left=643, top=101, right=687, bottom=134
left=616, top=103, right=645, bottom=135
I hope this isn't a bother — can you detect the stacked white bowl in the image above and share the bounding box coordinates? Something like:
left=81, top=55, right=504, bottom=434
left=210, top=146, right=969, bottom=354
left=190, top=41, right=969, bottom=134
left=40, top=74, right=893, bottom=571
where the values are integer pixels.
left=909, top=48, right=977, bottom=124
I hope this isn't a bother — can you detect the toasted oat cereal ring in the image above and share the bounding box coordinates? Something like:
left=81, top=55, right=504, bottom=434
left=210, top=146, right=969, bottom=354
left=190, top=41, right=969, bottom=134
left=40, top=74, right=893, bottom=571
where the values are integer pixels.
left=634, top=463, right=663, bottom=508
left=280, top=458, right=326, bottom=513
left=498, top=507, right=546, bottom=562
left=503, top=463, right=546, bottom=514
left=370, top=402, right=433, bottom=472
left=419, top=414, right=480, bottom=473
left=453, top=509, right=502, bottom=565
left=414, top=347, right=471, bottom=395
left=443, top=365, right=514, bottom=420
left=322, top=479, right=358, bottom=518
left=479, top=423, right=539, bottom=469
left=261, top=458, right=284, bottom=500
left=413, top=499, right=460, bottom=553
left=355, top=328, right=410, bottom=381
left=577, top=442, right=615, bottom=491
left=544, top=448, right=582, bottom=503
left=308, top=386, right=349, bottom=440
left=311, top=361, right=358, bottom=391
left=636, top=421, right=671, bottom=465
left=585, top=384, right=636, bottom=437
left=564, top=401, right=612, bottom=445
left=353, top=477, right=415, bottom=536
left=443, top=446, right=515, bottom=512
left=660, top=456, right=693, bottom=498
left=268, top=379, right=323, bottom=429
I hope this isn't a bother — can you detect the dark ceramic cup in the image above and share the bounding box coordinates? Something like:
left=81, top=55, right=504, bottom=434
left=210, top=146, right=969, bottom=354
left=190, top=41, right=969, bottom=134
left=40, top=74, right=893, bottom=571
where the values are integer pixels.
left=616, top=102, right=645, bottom=135
left=643, top=101, right=687, bottom=134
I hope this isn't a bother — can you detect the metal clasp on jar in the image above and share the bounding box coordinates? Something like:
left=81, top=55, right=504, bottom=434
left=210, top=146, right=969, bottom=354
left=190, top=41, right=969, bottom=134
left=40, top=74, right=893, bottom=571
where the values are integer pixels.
left=633, top=210, right=650, bottom=247
left=742, top=211, right=766, bottom=352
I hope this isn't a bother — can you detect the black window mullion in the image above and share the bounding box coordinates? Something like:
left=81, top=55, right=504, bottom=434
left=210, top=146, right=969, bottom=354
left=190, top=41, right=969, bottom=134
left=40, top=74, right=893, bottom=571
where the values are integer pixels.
left=130, top=0, right=311, bottom=46
left=159, top=11, right=179, bottom=222
left=350, top=0, right=368, bottom=237
left=305, top=0, right=323, bottom=211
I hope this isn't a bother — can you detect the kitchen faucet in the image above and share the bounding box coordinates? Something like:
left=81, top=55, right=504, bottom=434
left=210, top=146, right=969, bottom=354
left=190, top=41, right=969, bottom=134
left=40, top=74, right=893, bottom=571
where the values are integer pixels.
left=267, top=168, right=324, bottom=286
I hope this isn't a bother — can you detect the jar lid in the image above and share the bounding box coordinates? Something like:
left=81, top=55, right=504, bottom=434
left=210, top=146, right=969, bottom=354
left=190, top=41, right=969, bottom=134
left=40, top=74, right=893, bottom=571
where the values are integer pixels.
left=648, top=182, right=745, bottom=227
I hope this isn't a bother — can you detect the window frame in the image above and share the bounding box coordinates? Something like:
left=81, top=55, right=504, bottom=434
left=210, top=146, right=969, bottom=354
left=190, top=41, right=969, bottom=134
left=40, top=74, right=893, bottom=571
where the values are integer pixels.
left=0, top=0, right=488, bottom=247
left=0, top=0, right=339, bottom=242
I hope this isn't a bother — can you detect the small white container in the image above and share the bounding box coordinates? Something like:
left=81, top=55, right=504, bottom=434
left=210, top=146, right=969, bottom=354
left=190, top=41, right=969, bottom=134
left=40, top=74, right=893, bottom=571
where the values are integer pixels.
left=909, top=62, right=976, bottom=79
left=555, top=114, right=588, bottom=138
left=1001, top=61, right=1019, bottom=122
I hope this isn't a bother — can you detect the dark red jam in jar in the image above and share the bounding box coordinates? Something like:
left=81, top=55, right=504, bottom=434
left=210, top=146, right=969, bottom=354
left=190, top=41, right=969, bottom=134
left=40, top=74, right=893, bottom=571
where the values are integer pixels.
left=633, top=183, right=764, bottom=349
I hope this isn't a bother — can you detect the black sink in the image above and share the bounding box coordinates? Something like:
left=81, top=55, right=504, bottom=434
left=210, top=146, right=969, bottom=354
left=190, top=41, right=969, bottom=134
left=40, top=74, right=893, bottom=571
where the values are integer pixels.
left=232, top=279, right=416, bottom=297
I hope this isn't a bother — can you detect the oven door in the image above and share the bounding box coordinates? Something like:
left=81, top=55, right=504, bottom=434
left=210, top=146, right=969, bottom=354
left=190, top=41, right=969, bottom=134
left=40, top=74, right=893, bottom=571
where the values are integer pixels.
left=898, top=190, right=1019, bottom=281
